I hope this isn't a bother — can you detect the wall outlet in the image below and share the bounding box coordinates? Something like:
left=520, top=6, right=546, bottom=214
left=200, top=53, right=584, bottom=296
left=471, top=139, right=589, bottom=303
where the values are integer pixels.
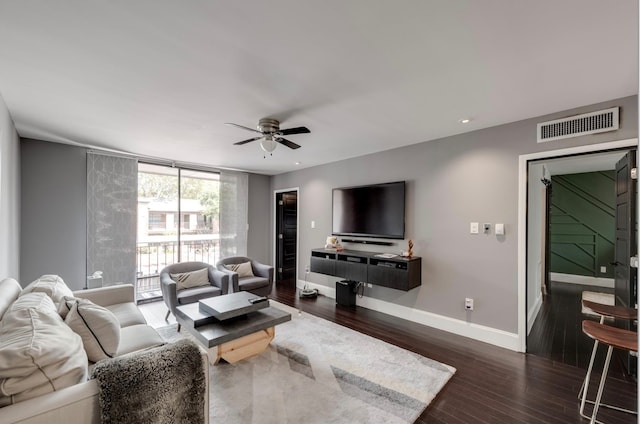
left=483, top=223, right=491, bottom=234
left=600, top=266, right=606, bottom=273
left=465, top=298, right=474, bottom=311
left=470, top=222, right=479, bottom=234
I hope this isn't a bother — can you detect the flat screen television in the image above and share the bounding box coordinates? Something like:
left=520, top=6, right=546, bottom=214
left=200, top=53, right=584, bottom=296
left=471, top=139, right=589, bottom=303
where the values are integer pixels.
left=332, top=181, right=405, bottom=239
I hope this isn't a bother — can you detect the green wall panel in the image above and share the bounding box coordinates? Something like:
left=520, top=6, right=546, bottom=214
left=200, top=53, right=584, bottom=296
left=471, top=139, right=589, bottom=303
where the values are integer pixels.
left=549, top=171, right=614, bottom=278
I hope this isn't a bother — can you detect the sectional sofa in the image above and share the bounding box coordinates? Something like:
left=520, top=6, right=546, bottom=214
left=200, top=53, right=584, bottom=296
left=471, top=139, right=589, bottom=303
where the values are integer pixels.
left=0, top=276, right=209, bottom=424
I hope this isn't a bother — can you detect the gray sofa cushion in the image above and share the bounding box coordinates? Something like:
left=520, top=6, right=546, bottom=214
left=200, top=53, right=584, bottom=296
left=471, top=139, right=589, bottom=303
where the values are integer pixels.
left=177, top=285, right=222, bottom=305
left=117, top=325, right=164, bottom=356
left=238, top=276, right=270, bottom=291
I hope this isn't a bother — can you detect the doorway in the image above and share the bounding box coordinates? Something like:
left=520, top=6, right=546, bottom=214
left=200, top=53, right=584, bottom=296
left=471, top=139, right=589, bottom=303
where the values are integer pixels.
left=274, top=189, right=298, bottom=284
left=525, top=148, right=637, bottom=374
left=518, top=139, right=637, bottom=352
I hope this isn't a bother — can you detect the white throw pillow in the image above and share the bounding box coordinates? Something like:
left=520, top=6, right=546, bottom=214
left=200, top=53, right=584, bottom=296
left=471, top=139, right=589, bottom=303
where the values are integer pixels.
left=21, top=275, right=73, bottom=304
left=64, top=298, right=120, bottom=362
left=11, top=292, right=59, bottom=316
left=170, top=267, right=211, bottom=290
left=0, top=294, right=88, bottom=404
left=224, top=261, right=254, bottom=278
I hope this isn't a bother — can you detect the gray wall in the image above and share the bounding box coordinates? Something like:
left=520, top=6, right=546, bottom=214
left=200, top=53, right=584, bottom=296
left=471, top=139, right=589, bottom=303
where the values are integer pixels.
left=20, top=139, right=87, bottom=289
left=0, top=94, right=20, bottom=281
left=271, top=95, right=638, bottom=334
left=247, top=173, right=271, bottom=264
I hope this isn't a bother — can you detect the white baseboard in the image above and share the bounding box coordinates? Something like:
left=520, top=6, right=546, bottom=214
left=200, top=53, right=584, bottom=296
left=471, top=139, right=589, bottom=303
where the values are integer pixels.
left=297, top=280, right=520, bottom=351
left=550, top=273, right=614, bottom=288
left=527, top=295, right=543, bottom=335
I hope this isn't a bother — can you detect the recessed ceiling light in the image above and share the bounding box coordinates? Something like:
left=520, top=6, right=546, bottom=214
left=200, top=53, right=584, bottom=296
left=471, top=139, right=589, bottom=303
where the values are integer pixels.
left=458, top=118, right=472, bottom=124
left=295, top=162, right=301, bottom=165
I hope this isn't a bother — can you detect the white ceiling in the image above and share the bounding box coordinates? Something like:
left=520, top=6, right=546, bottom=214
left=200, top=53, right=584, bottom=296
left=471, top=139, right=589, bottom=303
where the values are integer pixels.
left=0, top=1, right=637, bottom=175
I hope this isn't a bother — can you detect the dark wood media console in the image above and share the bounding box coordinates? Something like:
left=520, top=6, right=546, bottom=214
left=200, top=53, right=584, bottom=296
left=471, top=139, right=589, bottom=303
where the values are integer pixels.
left=310, top=248, right=421, bottom=291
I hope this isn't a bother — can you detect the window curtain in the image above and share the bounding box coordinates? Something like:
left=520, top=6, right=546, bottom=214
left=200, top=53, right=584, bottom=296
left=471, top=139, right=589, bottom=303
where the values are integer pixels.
left=87, top=152, right=138, bottom=287
left=219, top=170, right=248, bottom=258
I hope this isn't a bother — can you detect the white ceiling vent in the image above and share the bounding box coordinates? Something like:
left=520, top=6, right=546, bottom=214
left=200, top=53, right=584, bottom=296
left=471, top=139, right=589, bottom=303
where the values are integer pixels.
left=537, top=107, right=619, bottom=143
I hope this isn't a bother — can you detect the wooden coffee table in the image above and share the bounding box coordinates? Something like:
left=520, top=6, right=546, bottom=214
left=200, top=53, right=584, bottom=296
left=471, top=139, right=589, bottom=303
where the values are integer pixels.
left=175, top=291, right=291, bottom=365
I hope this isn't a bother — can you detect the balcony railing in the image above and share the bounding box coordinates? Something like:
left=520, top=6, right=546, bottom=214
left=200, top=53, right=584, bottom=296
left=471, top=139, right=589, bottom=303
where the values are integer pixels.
left=136, top=238, right=220, bottom=300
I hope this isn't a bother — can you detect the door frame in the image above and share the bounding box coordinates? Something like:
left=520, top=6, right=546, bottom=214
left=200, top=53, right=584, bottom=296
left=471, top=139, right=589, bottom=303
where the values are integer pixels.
left=272, top=187, right=300, bottom=285
left=517, top=138, right=638, bottom=352
left=540, top=180, right=551, bottom=297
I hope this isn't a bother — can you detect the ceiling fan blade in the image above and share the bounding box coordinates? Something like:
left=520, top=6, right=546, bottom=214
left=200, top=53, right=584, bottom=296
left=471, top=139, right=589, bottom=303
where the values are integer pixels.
left=234, top=136, right=263, bottom=146
left=225, top=122, right=263, bottom=134
left=276, top=138, right=301, bottom=150
left=279, top=126, right=310, bottom=136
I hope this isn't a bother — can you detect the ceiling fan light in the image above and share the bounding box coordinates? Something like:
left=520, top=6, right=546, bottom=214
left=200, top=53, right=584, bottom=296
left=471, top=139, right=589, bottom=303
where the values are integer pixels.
left=260, top=136, right=277, bottom=153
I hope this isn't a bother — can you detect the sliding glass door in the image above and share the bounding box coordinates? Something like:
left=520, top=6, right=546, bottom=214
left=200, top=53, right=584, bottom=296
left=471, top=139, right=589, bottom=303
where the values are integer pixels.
left=136, top=164, right=220, bottom=300
left=179, top=169, right=220, bottom=263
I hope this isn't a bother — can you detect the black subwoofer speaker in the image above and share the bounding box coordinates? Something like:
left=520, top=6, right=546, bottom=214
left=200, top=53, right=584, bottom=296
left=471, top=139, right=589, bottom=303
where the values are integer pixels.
left=336, top=280, right=357, bottom=306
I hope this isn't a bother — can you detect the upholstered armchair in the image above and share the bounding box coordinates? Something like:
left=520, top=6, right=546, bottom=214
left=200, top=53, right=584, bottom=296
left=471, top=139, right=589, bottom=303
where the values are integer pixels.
left=216, top=256, right=274, bottom=297
left=160, top=262, right=229, bottom=328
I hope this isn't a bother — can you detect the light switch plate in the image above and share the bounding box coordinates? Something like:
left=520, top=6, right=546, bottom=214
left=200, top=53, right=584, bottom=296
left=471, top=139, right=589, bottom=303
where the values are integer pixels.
left=470, top=222, right=479, bottom=234
left=495, top=223, right=505, bottom=235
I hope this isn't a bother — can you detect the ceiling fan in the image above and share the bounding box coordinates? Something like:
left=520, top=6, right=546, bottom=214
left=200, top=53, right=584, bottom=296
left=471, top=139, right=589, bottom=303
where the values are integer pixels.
left=225, top=118, right=310, bottom=156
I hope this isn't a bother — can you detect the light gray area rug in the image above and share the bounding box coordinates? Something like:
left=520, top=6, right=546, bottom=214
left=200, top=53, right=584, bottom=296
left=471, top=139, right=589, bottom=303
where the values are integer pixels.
left=158, top=302, right=455, bottom=424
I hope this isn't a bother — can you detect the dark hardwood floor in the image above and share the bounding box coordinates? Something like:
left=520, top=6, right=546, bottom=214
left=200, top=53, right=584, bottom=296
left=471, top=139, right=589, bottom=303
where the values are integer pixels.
left=270, top=280, right=637, bottom=424
left=527, top=281, right=631, bottom=377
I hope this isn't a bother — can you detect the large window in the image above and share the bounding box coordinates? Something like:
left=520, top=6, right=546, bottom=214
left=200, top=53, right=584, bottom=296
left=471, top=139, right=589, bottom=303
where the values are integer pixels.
left=136, top=164, right=221, bottom=299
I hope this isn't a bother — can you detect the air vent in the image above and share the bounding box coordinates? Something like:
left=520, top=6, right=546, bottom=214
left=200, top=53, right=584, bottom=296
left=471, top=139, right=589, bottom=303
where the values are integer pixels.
left=537, top=107, right=619, bottom=143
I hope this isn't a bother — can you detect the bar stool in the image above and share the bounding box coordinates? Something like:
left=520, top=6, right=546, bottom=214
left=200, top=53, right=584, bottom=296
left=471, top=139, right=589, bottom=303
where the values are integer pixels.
left=578, top=300, right=638, bottom=402
left=581, top=318, right=637, bottom=424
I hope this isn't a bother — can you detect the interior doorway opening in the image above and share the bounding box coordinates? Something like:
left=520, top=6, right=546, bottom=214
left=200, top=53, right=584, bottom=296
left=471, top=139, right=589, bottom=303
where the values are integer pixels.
left=525, top=148, right=637, bottom=378
left=274, top=189, right=299, bottom=287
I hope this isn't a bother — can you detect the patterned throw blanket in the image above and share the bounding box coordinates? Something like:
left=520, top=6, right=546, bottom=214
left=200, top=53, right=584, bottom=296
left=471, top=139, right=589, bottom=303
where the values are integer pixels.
left=91, top=339, right=206, bottom=424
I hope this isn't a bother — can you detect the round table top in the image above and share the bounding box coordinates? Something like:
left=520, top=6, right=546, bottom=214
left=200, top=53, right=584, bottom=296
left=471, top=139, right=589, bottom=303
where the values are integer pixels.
left=582, top=320, right=637, bottom=352
left=582, top=299, right=637, bottom=320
